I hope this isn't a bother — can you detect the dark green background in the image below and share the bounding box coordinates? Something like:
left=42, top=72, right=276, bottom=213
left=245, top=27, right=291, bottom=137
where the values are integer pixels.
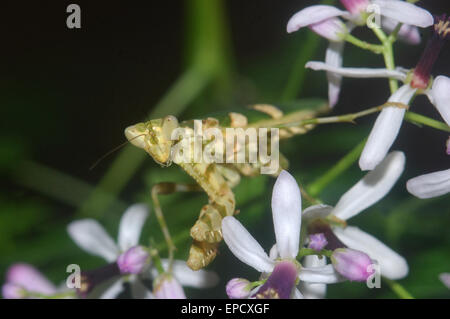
left=0, top=0, right=449, bottom=298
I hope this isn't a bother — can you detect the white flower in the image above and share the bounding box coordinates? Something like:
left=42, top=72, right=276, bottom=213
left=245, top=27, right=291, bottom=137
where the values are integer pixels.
left=68, top=204, right=218, bottom=298
left=222, top=171, right=342, bottom=299
left=362, top=75, right=450, bottom=171
left=303, top=151, right=409, bottom=283
left=287, top=0, right=432, bottom=107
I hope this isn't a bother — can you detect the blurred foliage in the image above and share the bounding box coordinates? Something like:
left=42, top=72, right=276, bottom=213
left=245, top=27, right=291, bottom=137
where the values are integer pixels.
left=0, top=0, right=449, bottom=299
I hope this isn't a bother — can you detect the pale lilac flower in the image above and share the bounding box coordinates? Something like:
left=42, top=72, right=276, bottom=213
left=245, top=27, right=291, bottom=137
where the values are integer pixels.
left=68, top=204, right=153, bottom=298
left=222, top=171, right=343, bottom=299
left=287, top=5, right=349, bottom=41
left=331, top=248, right=375, bottom=281
left=439, top=273, right=450, bottom=289
left=340, top=0, right=433, bottom=28
left=2, top=263, right=57, bottom=299
left=226, top=278, right=252, bottom=299
left=68, top=204, right=218, bottom=299
left=303, top=152, right=409, bottom=280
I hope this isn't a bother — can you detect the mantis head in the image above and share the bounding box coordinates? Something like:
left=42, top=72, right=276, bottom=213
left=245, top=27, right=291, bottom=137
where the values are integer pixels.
left=125, top=115, right=179, bottom=166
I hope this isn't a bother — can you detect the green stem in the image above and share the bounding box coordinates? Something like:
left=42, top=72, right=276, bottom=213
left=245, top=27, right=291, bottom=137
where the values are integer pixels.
left=307, top=138, right=367, bottom=197
left=149, top=248, right=166, bottom=275
left=13, top=161, right=127, bottom=211
left=383, top=43, right=398, bottom=94
left=383, top=278, right=414, bottom=299
left=405, top=111, right=450, bottom=133
left=297, top=248, right=332, bottom=259
left=345, top=34, right=384, bottom=54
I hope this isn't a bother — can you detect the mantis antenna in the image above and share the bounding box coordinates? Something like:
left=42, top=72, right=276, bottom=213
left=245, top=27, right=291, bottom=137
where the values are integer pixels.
left=89, top=134, right=146, bottom=170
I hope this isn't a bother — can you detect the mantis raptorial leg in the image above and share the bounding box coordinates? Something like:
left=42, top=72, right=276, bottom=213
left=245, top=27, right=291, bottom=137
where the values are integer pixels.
left=151, top=182, right=202, bottom=271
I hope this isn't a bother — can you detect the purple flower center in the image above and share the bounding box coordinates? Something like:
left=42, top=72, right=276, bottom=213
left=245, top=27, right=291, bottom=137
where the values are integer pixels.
left=308, top=233, right=328, bottom=251
left=254, top=261, right=298, bottom=299
left=412, top=15, right=450, bottom=89
left=307, top=219, right=347, bottom=250
left=77, top=263, right=121, bottom=298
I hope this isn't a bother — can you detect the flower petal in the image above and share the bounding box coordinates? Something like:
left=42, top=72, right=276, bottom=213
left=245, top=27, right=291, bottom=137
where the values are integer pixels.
left=305, top=61, right=407, bottom=80
left=67, top=219, right=119, bottom=262
left=299, top=255, right=327, bottom=299
left=118, top=204, right=149, bottom=251
left=372, top=0, right=434, bottom=28
left=154, top=276, right=186, bottom=299
left=406, top=169, right=450, bottom=199
left=222, top=216, right=274, bottom=273
left=299, top=264, right=343, bottom=284
left=6, top=263, right=56, bottom=295
left=165, top=260, right=219, bottom=288
left=333, top=226, right=408, bottom=279
left=271, top=170, right=302, bottom=259
left=287, top=5, right=347, bottom=33
left=431, top=76, right=450, bottom=126
left=333, top=151, right=405, bottom=220
left=359, top=84, right=416, bottom=171
left=309, top=17, right=347, bottom=42
left=382, top=17, right=420, bottom=45
left=302, top=204, right=333, bottom=223
left=326, top=41, right=345, bottom=108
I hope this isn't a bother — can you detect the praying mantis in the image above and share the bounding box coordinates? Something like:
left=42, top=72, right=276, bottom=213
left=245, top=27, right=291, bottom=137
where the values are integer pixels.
left=125, top=99, right=407, bottom=270
left=123, top=98, right=411, bottom=271
left=124, top=99, right=330, bottom=271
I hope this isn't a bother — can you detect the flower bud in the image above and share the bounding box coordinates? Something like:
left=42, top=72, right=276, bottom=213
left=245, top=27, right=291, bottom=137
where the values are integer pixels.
left=117, top=246, right=149, bottom=275
left=331, top=248, right=374, bottom=282
left=308, top=233, right=328, bottom=251
left=153, top=275, right=186, bottom=299
left=226, top=278, right=251, bottom=299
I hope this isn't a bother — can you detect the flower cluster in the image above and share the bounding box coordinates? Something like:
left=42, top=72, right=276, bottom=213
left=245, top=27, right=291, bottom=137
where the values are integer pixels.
left=288, top=1, right=450, bottom=199
left=223, top=158, right=407, bottom=299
